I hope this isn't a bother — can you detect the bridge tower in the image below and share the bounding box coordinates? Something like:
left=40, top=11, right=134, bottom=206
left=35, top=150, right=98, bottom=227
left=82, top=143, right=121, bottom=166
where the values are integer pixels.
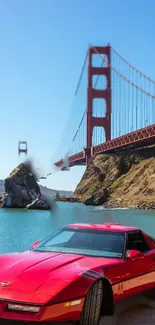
left=85, top=45, right=111, bottom=164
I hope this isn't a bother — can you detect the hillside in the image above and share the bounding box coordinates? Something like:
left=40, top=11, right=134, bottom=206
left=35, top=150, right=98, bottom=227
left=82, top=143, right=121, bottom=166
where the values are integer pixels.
left=75, top=147, right=155, bottom=209
left=39, top=185, right=73, bottom=198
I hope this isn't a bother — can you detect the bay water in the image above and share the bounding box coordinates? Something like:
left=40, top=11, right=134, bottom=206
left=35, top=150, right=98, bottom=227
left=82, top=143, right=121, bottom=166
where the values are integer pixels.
left=0, top=202, right=155, bottom=254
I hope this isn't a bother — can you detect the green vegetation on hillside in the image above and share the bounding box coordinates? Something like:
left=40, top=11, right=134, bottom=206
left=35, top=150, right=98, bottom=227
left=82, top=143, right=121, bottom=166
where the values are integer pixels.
left=74, top=148, right=155, bottom=208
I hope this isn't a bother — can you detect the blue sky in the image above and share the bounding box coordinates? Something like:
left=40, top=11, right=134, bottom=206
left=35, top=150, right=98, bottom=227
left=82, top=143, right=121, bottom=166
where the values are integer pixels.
left=0, top=0, right=155, bottom=191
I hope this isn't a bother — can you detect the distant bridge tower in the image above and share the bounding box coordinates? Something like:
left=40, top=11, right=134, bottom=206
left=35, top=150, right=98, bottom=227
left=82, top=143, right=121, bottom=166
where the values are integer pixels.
left=85, top=45, right=111, bottom=163
left=18, top=141, right=28, bottom=156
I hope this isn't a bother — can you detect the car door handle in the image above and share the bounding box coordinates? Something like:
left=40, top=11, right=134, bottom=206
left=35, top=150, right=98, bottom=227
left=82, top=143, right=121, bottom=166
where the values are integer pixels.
left=152, top=256, right=155, bottom=260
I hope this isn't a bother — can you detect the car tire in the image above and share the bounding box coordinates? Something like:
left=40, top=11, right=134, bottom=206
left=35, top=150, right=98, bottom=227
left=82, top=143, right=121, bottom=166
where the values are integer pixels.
left=80, top=280, right=103, bottom=325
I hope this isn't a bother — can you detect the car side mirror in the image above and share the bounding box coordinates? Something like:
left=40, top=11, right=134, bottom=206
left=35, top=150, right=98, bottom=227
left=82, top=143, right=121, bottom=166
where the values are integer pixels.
left=31, top=240, right=40, bottom=249
left=125, top=249, right=143, bottom=259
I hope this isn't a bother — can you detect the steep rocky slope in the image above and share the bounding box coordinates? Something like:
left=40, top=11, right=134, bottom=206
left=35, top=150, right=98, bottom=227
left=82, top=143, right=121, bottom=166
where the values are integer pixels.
left=75, top=147, right=155, bottom=209
left=0, top=180, right=73, bottom=197
left=0, top=163, right=50, bottom=209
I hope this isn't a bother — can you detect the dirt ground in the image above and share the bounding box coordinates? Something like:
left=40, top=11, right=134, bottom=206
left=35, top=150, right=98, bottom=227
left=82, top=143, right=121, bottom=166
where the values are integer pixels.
left=116, top=305, right=155, bottom=324
left=100, top=296, right=155, bottom=325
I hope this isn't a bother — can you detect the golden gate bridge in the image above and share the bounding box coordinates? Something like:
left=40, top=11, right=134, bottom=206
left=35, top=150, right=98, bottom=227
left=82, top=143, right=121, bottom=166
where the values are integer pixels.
left=53, top=44, right=155, bottom=169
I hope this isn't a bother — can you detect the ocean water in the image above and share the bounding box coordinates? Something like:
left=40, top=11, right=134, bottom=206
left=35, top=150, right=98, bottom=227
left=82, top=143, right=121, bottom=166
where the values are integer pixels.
left=0, top=202, right=155, bottom=254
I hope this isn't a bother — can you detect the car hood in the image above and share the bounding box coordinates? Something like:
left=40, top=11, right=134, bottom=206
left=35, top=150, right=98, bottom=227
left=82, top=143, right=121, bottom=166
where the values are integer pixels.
left=0, top=250, right=120, bottom=297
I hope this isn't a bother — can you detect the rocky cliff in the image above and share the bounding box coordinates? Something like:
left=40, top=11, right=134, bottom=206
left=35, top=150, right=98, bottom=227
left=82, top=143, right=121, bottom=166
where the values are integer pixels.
left=75, top=147, right=155, bottom=209
left=0, top=163, right=50, bottom=209
left=0, top=180, right=73, bottom=198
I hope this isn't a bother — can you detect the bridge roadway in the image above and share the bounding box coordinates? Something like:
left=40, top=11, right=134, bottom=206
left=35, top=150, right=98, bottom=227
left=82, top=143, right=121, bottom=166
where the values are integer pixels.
left=55, top=123, right=155, bottom=168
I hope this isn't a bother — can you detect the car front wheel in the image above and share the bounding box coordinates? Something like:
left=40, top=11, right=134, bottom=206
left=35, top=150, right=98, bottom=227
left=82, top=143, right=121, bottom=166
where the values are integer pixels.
left=80, top=280, right=103, bottom=325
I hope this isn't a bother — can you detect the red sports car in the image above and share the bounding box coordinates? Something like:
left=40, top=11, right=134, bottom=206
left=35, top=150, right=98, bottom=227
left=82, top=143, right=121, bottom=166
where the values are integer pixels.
left=0, top=222, right=154, bottom=325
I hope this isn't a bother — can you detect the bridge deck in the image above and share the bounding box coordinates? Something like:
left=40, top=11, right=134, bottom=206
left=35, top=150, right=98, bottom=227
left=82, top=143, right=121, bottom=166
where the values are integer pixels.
left=55, top=123, right=155, bottom=168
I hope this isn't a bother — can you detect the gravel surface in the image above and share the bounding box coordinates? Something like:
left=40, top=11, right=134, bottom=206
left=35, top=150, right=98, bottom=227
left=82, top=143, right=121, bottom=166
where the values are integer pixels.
left=117, top=305, right=155, bottom=325
left=100, top=296, right=155, bottom=325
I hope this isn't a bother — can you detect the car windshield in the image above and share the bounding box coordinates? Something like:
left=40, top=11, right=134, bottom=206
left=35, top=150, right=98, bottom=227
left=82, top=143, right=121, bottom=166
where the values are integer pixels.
left=32, top=227, right=125, bottom=258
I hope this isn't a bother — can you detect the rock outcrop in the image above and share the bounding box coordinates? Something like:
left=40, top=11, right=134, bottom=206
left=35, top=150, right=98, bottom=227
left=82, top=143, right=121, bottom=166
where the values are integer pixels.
left=74, top=146, right=155, bottom=209
left=26, top=198, right=50, bottom=210
left=0, top=163, right=50, bottom=209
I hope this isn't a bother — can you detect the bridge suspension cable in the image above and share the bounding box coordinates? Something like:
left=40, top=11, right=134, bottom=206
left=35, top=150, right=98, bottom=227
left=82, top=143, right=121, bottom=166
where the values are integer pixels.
left=111, top=46, right=155, bottom=83
left=52, top=49, right=88, bottom=163
left=74, top=51, right=88, bottom=96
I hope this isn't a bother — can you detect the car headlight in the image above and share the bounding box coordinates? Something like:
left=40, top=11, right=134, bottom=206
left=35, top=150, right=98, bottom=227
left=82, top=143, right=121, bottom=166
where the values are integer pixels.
left=8, top=304, right=40, bottom=313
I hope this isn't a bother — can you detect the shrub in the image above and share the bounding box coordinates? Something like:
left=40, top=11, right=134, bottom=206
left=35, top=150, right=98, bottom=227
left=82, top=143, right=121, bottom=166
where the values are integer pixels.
left=117, top=154, right=136, bottom=177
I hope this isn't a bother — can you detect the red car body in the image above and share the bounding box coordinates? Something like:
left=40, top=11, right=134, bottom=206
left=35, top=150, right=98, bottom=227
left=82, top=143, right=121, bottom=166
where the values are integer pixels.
left=0, top=222, right=154, bottom=324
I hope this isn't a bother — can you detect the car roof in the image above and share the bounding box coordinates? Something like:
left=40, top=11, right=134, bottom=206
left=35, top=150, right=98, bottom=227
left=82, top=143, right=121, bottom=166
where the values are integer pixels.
left=67, top=223, right=139, bottom=233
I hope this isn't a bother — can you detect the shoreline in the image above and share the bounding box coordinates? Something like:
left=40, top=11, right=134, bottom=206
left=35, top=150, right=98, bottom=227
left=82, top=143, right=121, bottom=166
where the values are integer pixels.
left=1, top=194, right=155, bottom=210
left=56, top=195, right=155, bottom=210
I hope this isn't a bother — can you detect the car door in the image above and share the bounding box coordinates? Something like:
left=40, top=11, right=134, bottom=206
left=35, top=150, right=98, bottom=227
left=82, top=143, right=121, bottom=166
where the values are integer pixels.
left=122, top=230, right=155, bottom=297
left=109, top=230, right=155, bottom=301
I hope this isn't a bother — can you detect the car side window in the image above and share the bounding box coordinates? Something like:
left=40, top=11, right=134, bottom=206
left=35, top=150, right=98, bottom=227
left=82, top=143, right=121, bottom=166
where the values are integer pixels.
left=126, top=231, right=150, bottom=253
left=148, top=235, right=155, bottom=248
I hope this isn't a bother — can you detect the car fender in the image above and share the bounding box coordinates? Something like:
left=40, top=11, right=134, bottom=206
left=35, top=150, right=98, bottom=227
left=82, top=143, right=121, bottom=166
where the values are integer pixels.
left=39, top=271, right=112, bottom=305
